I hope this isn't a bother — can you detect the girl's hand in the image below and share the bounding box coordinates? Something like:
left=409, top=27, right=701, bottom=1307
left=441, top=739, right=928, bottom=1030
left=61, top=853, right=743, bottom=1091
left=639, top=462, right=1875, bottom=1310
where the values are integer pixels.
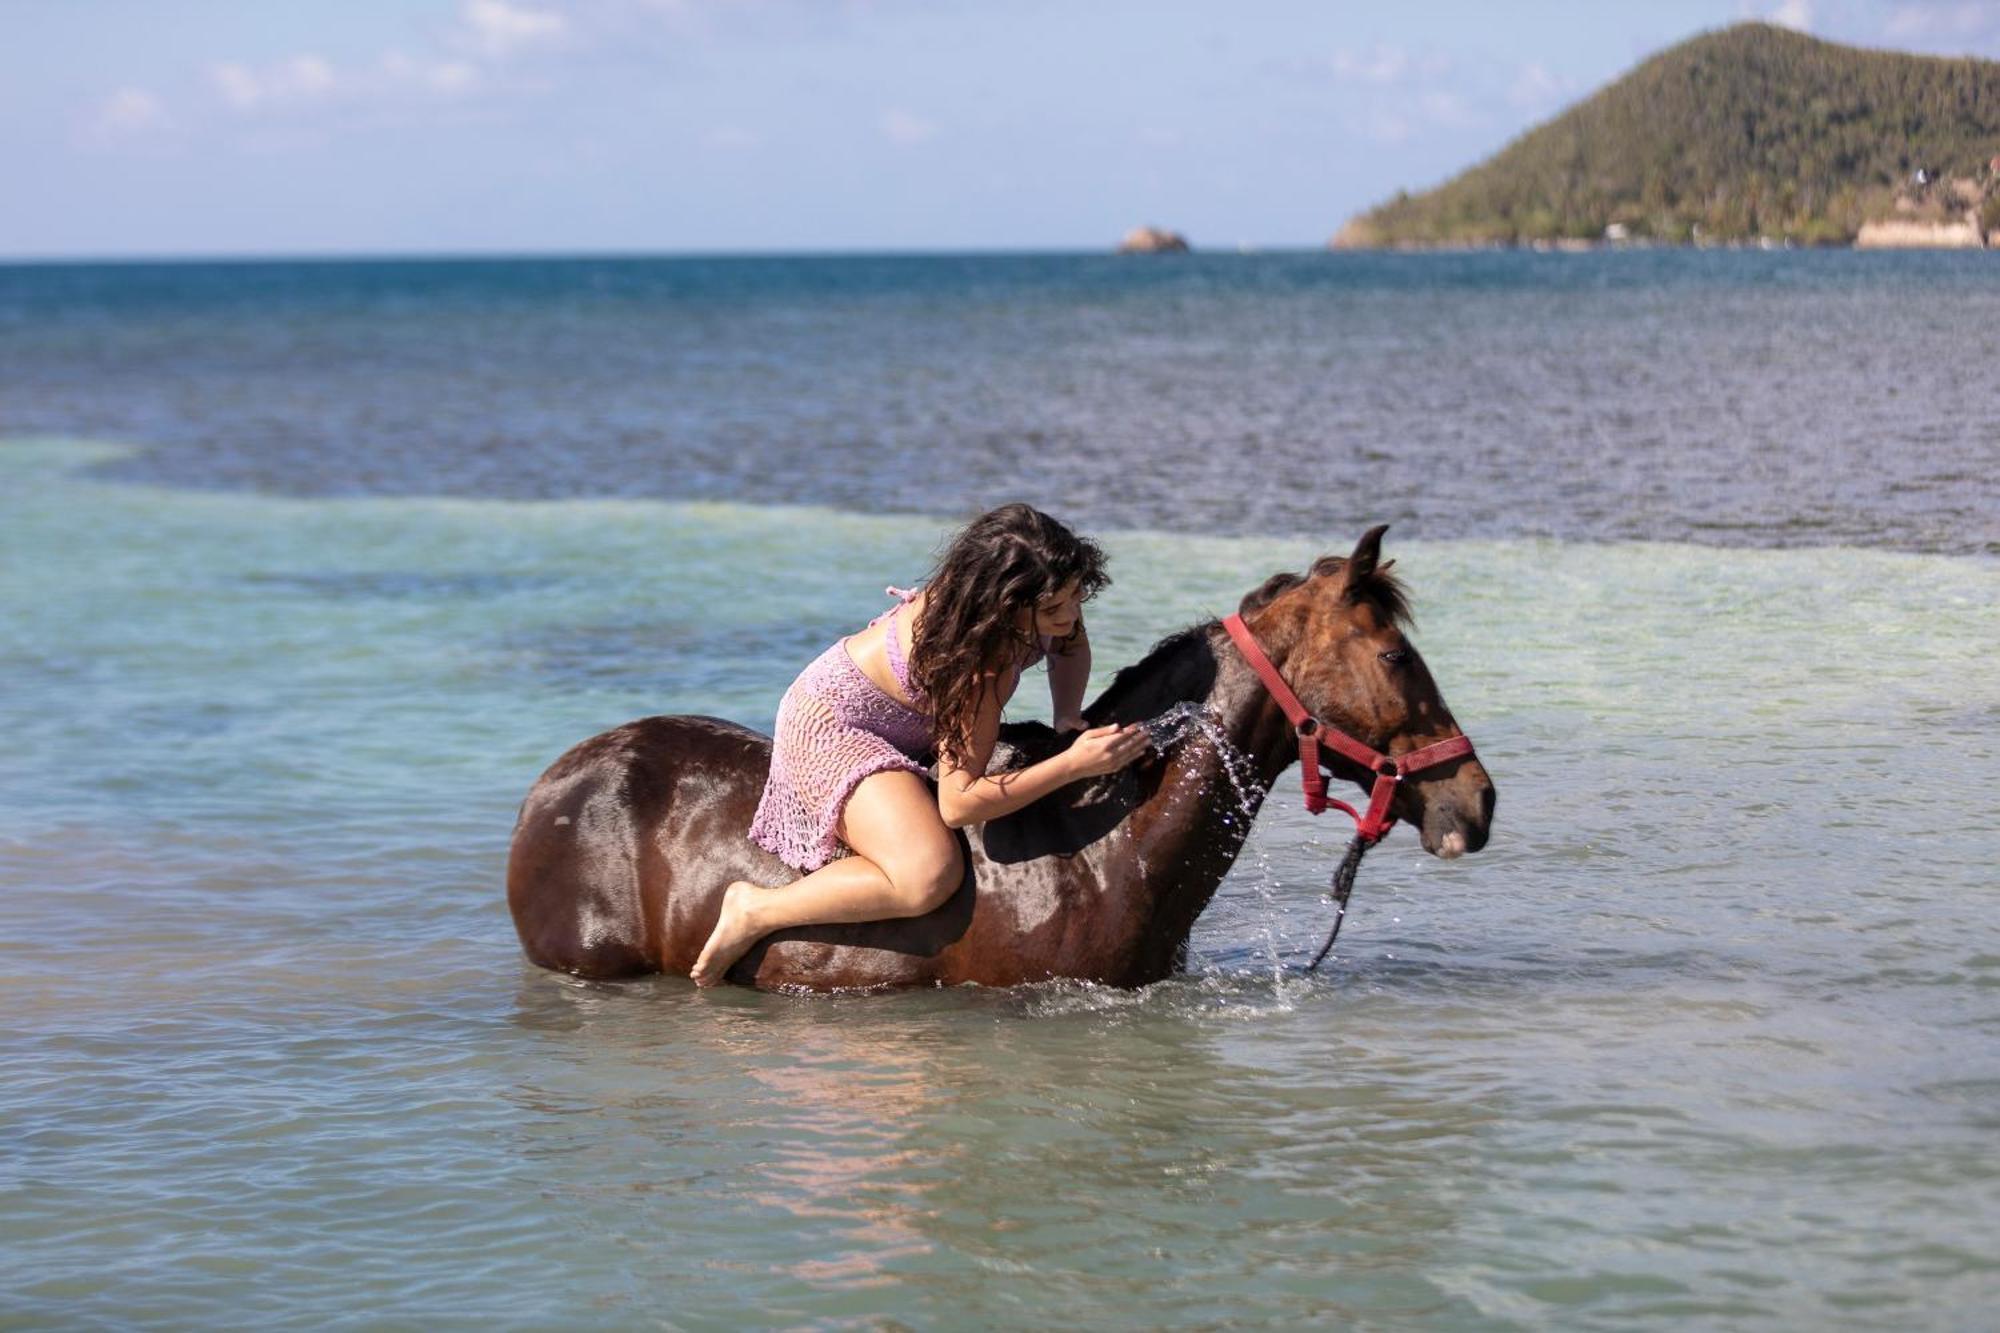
left=1053, top=713, right=1088, bottom=735
left=1063, top=723, right=1150, bottom=779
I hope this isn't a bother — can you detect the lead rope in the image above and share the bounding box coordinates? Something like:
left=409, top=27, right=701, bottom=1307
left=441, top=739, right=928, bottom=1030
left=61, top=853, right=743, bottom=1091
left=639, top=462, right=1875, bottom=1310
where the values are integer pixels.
left=1307, top=834, right=1372, bottom=971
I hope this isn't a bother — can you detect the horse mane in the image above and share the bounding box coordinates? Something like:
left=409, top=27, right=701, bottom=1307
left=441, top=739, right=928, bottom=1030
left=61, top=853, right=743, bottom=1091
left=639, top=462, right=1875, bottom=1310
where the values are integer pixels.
left=1090, top=624, right=1220, bottom=722
left=1301, top=556, right=1414, bottom=627
left=987, top=625, right=1215, bottom=777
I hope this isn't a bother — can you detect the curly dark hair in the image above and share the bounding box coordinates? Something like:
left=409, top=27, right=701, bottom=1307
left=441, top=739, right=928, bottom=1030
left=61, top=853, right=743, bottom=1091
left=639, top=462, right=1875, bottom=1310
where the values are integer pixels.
left=910, top=504, right=1110, bottom=768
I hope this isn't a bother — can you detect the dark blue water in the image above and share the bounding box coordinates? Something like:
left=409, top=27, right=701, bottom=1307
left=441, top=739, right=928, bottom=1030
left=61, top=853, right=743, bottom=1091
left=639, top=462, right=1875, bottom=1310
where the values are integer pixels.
left=4, top=250, right=1996, bottom=552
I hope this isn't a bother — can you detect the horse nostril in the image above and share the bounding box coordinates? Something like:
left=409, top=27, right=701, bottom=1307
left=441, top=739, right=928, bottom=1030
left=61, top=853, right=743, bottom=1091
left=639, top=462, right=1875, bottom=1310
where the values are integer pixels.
left=1480, top=784, right=1496, bottom=824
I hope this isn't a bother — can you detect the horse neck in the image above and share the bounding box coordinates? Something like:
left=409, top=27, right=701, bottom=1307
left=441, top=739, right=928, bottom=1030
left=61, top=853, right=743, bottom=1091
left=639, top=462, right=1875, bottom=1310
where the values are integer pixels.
left=1103, top=625, right=1302, bottom=979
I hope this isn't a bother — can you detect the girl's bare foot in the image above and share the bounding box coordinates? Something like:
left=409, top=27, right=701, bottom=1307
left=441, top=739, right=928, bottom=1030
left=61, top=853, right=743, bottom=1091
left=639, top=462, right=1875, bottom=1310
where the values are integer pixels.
left=690, top=881, right=767, bottom=987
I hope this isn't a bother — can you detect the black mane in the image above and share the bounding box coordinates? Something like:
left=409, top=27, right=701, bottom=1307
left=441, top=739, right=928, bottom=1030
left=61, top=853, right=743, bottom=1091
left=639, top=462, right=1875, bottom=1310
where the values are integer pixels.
left=1305, top=556, right=1413, bottom=627
left=988, top=623, right=1218, bottom=774
left=1087, top=623, right=1220, bottom=725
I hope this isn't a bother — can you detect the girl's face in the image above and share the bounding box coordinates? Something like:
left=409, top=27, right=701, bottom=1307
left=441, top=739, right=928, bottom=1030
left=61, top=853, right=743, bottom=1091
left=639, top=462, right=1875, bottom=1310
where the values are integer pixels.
left=1020, top=580, right=1083, bottom=640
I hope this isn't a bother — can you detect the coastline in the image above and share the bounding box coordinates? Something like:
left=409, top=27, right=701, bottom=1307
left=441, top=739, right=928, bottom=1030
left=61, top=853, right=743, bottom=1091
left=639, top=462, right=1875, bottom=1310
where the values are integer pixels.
left=1328, top=234, right=1993, bottom=253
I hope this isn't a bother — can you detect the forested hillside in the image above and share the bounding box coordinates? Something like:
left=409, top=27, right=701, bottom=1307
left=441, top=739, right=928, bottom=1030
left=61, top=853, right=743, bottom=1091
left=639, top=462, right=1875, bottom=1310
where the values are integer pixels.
left=1336, top=23, right=2000, bottom=246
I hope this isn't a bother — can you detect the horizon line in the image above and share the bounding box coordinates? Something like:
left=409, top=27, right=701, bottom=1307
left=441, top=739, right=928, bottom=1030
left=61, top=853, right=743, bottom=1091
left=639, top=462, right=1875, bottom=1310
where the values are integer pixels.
left=0, top=242, right=1346, bottom=267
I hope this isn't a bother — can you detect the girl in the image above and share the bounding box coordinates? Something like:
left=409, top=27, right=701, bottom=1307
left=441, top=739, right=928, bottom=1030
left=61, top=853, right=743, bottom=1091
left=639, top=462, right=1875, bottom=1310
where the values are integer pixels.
left=691, top=504, right=1151, bottom=985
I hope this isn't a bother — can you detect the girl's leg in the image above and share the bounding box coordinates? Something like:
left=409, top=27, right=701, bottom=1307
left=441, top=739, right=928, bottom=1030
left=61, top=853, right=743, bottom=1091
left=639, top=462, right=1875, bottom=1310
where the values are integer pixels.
left=690, top=770, right=963, bottom=986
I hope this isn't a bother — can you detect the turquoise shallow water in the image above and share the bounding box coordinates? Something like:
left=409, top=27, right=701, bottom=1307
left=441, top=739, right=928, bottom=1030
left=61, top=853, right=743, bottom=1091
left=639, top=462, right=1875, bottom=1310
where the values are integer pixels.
left=3, top=438, right=1997, bottom=1328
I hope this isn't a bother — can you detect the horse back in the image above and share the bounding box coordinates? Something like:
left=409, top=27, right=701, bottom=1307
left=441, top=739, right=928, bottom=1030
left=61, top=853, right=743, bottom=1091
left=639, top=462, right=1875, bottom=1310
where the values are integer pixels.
left=506, top=714, right=784, bottom=978
left=506, top=715, right=1142, bottom=990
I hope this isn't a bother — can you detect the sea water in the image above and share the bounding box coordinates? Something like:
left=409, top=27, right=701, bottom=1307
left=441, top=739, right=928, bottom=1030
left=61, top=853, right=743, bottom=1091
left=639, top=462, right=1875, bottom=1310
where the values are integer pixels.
left=2, top=252, right=1997, bottom=1328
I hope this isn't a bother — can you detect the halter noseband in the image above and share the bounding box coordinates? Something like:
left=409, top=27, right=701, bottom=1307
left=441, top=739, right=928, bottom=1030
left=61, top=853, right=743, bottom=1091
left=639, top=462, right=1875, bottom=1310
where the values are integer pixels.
left=1221, top=612, right=1476, bottom=846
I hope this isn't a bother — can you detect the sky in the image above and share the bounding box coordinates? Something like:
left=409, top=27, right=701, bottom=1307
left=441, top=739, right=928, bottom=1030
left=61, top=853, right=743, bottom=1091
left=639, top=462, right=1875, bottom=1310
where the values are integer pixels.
left=8, top=0, right=2000, bottom=259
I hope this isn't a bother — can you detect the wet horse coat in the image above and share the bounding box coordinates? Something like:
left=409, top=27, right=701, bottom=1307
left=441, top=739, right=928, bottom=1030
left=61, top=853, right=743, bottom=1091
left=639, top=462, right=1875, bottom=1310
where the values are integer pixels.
left=506, top=528, right=1495, bottom=990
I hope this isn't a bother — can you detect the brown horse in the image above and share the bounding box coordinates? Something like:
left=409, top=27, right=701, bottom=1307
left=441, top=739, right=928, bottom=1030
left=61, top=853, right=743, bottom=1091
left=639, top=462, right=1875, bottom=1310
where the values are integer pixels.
left=506, top=526, right=1494, bottom=990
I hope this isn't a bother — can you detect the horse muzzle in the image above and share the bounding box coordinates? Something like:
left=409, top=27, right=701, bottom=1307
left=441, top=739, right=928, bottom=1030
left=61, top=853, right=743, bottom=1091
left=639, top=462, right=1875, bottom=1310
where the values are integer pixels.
left=1417, top=764, right=1495, bottom=860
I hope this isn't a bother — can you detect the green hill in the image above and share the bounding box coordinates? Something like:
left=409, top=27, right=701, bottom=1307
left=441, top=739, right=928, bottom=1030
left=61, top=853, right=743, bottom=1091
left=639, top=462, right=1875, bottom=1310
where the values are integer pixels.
left=1335, top=23, right=2000, bottom=247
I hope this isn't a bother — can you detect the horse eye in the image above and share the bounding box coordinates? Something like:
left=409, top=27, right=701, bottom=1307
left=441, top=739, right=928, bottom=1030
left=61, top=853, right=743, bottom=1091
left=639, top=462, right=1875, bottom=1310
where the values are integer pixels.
left=1379, top=649, right=1408, bottom=666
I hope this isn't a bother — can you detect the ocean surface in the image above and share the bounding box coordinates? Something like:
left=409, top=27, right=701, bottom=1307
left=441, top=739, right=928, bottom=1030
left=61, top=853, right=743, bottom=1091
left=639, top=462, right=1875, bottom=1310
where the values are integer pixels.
left=2, top=252, right=1997, bottom=1329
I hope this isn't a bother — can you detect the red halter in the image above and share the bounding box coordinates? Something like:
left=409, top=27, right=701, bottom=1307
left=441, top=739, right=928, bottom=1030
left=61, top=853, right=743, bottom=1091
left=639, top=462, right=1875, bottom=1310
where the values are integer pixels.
left=1222, top=613, right=1476, bottom=846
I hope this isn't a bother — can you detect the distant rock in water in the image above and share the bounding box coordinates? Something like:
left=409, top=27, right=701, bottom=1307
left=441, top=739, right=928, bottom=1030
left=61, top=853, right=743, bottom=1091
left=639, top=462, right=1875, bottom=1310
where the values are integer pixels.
left=1332, top=22, right=2000, bottom=249
left=1117, top=226, right=1190, bottom=254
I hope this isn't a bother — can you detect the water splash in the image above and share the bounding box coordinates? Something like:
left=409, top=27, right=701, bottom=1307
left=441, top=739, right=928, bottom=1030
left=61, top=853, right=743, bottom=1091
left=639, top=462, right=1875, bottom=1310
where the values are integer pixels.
left=1139, top=701, right=1309, bottom=983
left=1139, top=701, right=1263, bottom=816
left=1136, top=699, right=1214, bottom=751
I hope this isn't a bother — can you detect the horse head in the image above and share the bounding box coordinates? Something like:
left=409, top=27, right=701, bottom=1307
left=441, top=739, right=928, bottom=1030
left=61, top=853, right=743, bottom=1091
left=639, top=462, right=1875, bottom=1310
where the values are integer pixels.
left=1233, top=525, right=1495, bottom=859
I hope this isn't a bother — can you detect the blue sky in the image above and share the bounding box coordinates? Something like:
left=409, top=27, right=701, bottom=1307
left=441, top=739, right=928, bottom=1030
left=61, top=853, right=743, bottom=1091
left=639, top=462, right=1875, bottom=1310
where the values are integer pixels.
left=9, top=0, right=2000, bottom=258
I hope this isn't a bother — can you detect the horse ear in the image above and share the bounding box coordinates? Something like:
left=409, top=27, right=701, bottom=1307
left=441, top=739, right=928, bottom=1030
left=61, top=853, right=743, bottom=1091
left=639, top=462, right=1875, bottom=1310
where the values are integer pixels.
left=1341, top=525, right=1389, bottom=591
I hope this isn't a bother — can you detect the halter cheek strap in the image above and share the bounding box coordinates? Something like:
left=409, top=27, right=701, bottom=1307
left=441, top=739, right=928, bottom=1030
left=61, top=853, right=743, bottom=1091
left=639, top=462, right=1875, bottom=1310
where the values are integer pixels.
left=1221, top=613, right=1476, bottom=846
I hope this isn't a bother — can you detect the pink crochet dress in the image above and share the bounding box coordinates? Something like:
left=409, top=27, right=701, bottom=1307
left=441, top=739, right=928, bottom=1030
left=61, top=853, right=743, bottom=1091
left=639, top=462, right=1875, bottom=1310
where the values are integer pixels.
left=748, top=587, right=1045, bottom=871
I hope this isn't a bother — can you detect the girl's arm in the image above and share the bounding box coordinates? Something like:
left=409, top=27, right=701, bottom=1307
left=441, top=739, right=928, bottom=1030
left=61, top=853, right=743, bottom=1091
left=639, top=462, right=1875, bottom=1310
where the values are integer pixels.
left=936, top=675, right=1147, bottom=829
left=1047, top=620, right=1091, bottom=734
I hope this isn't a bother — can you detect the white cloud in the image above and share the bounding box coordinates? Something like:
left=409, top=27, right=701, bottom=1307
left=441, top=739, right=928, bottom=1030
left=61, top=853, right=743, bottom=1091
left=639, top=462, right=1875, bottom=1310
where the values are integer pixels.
left=209, top=54, right=339, bottom=111
left=379, top=49, right=483, bottom=96
left=1508, top=61, right=1566, bottom=110
left=1417, top=90, right=1480, bottom=130
left=92, top=87, right=172, bottom=136
left=203, top=34, right=518, bottom=125
left=210, top=63, right=261, bottom=109
left=191, top=0, right=563, bottom=129
left=878, top=108, right=939, bottom=146
left=1280, top=42, right=1520, bottom=143
left=1330, top=46, right=1411, bottom=85
left=1292, top=45, right=1459, bottom=87
left=1883, top=2, right=2000, bottom=39
left=1770, top=0, right=1814, bottom=31
left=455, top=0, right=571, bottom=60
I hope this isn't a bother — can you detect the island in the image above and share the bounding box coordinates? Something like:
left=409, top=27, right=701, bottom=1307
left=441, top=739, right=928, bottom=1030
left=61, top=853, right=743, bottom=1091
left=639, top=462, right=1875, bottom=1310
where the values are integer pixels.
left=1331, top=23, right=2000, bottom=250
